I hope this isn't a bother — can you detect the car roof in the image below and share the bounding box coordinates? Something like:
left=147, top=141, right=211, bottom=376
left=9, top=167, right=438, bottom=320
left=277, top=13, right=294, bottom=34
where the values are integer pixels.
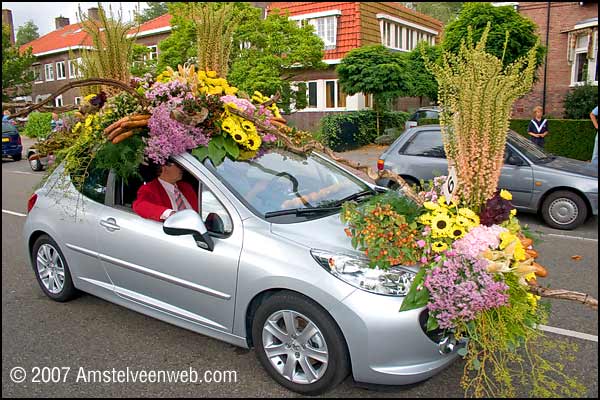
left=2, top=122, right=18, bottom=132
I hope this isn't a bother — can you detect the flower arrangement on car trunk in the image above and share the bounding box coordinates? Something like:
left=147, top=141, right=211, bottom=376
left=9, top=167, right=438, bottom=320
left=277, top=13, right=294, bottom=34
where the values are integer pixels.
left=340, top=25, right=586, bottom=397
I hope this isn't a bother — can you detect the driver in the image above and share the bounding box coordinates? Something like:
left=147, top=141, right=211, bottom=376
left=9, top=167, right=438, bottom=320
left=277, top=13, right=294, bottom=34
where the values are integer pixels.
left=133, top=161, right=199, bottom=222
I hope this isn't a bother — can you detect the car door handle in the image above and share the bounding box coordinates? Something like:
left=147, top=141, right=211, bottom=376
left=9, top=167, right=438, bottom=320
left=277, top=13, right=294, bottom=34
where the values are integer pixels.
left=100, top=218, right=120, bottom=232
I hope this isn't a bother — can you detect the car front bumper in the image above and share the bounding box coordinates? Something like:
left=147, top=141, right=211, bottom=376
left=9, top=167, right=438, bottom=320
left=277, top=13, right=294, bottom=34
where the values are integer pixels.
left=332, top=288, right=462, bottom=386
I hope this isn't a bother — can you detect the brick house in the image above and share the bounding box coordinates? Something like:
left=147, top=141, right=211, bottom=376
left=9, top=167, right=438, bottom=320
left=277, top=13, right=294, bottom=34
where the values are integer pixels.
left=500, top=2, right=598, bottom=118
left=19, top=8, right=173, bottom=106
left=266, top=2, right=443, bottom=131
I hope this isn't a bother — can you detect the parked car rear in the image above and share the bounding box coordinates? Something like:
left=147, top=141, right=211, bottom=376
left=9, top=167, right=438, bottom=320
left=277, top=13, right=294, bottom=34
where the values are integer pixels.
left=404, top=107, right=440, bottom=131
left=2, top=122, right=22, bottom=161
left=376, top=125, right=598, bottom=230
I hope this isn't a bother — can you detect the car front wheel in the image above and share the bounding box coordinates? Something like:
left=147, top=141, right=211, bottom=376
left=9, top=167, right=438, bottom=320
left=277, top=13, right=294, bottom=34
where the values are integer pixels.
left=541, top=190, right=588, bottom=230
left=252, top=292, right=350, bottom=395
left=31, top=234, right=78, bottom=302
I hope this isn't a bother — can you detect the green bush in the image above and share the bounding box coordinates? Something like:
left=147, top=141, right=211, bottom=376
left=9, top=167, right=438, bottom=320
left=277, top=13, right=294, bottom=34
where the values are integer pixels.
left=320, top=110, right=409, bottom=151
left=509, top=119, right=596, bottom=160
left=23, top=112, right=52, bottom=139
left=563, top=83, right=598, bottom=119
left=418, top=118, right=440, bottom=125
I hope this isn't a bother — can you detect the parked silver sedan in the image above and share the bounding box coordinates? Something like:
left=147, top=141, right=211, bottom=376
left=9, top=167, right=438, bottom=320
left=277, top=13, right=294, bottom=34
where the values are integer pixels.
left=376, top=126, right=598, bottom=230
left=23, top=148, right=461, bottom=395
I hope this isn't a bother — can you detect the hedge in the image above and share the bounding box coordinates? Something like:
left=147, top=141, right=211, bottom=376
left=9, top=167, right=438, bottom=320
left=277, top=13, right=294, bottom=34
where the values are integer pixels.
left=416, top=118, right=597, bottom=161
left=23, top=112, right=53, bottom=139
left=320, top=110, right=410, bottom=151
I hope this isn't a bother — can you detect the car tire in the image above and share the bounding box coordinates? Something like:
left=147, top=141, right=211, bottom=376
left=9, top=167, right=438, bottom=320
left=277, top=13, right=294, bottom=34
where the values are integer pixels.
left=12, top=153, right=22, bottom=161
left=541, top=190, right=588, bottom=230
left=29, top=156, right=43, bottom=171
left=252, top=291, right=350, bottom=395
left=31, top=234, right=79, bottom=302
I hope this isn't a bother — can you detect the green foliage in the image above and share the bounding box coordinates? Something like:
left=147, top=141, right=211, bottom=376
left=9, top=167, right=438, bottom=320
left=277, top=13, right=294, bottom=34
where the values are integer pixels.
left=406, top=44, right=441, bottom=103
left=23, top=112, right=52, bottom=139
left=563, top=83, right=598, bottom=119
left=2, top=25, right=36, bottom=101
left=157, top=5, right=197, bottom=71
left=401, top=2, right=464, bottom=24
left=320, top=110, right=410, bottom=151
left=134, top=2, right=168, bottom=23
left=510, top=119, right=597, bottom=161
left=417, top=118, right=440, bottom=126
left=229, top=8, right=326, bottom=113
left=16, top=20, right=40, bottom=47
left=442, top=2, right=545, bottom=69
left=337, top=45, right=411, bottom=111
left=130, top=44, right=158, bottom=77
left=94, top=135, right=145, bottom=183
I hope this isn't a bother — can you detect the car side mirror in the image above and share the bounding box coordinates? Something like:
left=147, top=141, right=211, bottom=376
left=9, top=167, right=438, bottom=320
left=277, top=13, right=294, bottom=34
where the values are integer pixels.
left=507, top=155, right=526, bottom=166
left=163, top=209, right=215, bottom=251
left=205, top=212, right=225, bottom=235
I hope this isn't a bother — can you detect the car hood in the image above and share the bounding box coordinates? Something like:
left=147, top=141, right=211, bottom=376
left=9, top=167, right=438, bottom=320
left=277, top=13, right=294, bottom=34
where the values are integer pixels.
left=270, top=212, right=358, bottom=255
left=538, top=156, right=598, bottom=178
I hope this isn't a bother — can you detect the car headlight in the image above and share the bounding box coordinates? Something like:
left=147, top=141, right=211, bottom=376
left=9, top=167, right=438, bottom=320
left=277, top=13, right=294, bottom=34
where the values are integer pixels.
left=311, top=249, right=416, bottom=296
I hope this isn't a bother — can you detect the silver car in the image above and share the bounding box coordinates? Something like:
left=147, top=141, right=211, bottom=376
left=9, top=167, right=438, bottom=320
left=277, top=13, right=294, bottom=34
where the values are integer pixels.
left=376, top=126, right=598, bottom=230
left=23, top=148, right=461, bottom=395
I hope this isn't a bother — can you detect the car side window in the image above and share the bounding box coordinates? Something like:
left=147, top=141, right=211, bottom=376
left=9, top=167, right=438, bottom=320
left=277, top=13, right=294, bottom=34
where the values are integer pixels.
left=402, top=131, right=446, bottom=158
left=80, top=161, right=109, bottom=204
left=201, top=184, right=233, bottom=235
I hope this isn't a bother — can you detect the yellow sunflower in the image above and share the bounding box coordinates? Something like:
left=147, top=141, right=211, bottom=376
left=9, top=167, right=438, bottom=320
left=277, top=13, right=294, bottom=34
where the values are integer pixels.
left=245, top=134, right=262, bottom=151
left=431, top=241, right=448, bottom=253
left=431, top=213, right=453, bottom=237
left=500, top=189, right=513, bottom=201
left=220, top=116, right=236, bottom=135
left=231, top=129, right=248, bottom=145
left=423, top=201, right=439, bottom=211
left=419, top=213, right=434, bottom=225
left=241, top=119, right=257, bottom=135
left=455, top=215, right=472, bottom=228
left=450, top=225, right=466, bottom=239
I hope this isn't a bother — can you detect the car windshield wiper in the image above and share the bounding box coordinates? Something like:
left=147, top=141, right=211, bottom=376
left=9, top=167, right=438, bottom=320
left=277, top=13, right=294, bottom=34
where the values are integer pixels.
left=264, top=206, right=342, bottom=218
left=329, top=189, right=376, bottom=207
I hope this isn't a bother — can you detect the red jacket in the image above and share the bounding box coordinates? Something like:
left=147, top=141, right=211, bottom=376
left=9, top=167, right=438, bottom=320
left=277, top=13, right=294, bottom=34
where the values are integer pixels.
left=132, top=179, right=199, bottom=222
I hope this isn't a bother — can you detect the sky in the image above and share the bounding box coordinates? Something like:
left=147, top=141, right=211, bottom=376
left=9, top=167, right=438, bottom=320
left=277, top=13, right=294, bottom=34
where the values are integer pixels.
left=3, top=2, right=150, bottom=37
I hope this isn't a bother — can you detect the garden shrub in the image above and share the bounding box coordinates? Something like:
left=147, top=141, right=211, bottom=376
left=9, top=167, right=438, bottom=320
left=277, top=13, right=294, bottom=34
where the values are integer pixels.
left=563, top=83, right=598, bottom=119
left=23, top=112, right=52, bottom=139
left=320, top=110, right=409, bottom=151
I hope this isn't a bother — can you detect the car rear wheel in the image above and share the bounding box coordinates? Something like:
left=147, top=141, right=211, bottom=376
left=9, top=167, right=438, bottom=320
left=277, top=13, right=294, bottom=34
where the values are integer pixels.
left=541, top=190, right=588, bottom=230
left=31, top=234, right=78, bottom=302
left=12, top=153, right=22, bottom=161
left=252, top=292, right=350, bottom=395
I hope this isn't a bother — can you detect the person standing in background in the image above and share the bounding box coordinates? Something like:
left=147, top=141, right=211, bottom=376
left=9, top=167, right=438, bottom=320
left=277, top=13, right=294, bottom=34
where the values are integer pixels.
left=590, top=106, right=598, bottom=168
left=527, top=106, right=549, bottom=148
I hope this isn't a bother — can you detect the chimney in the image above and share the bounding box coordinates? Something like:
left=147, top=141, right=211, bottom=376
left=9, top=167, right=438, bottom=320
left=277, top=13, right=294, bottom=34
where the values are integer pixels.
left=2, top=9, right=15, bottom=45
left=55, top=16, right=70, bottom=30
left=87, top=7, right=100, bottom=21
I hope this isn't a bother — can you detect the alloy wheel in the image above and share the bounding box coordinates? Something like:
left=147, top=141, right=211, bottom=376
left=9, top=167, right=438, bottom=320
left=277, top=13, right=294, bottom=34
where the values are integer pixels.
left=36, top=243, right=66, bottom=294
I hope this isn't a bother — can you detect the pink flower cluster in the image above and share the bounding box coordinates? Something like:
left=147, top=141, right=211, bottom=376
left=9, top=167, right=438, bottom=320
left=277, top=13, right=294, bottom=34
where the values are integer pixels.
left=219, top=95, right=256, bottom=114
left=146, top=103, right=209, bottom=165
left=424, top=251, right=509, bottom=329
left=452, top=224, right=507, bottom=259
left=419, top=175, right=447, bottom=202
left=146, top=81, right=192, bottom=107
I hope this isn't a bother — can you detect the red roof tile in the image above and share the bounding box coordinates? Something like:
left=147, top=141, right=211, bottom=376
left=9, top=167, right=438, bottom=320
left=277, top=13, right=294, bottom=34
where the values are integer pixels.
left=20, top=14, right=173, bottom=56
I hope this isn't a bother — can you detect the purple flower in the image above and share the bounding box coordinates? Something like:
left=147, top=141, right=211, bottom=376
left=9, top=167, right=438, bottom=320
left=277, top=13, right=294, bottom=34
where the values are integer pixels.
left=417, top=240, right=426, bottom=248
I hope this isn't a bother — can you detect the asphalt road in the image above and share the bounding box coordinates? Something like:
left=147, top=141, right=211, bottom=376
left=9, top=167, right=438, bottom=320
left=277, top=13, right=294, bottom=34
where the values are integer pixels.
left=2, top=146, right=598, bottom=398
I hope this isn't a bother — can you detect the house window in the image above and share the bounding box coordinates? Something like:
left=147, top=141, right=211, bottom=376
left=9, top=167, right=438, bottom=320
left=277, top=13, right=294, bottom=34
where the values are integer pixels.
left=56, top=61, right=66, bottom=80
left=32, top=64, right=43, bottom=83
left=146, top=45, right=158, bottom=60
left=307, top=82, right=318, bottom=108
left=571, top=31, right=598, bottom=85
left=55, top=95, right=63, bottom=107
left=377, top=14, right=438, bottom=52
left=45, top=64, right=54, bottom=81
left=325, top=80, right=346, bottom=109
left=68, top=59, right=80, bottom=78
left=308, top=16, right=337, bottom=49
left=74, top=97, right=82, bottom=105
left=364, top=93, right=372, bottom=108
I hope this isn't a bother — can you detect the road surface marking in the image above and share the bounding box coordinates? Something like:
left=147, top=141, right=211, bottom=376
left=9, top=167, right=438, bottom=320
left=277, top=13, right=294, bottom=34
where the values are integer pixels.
left=538, top=324, right=598, bottom=342
left=2, top=209, right=27, bottom=217
left=8, top=171, right=38, bottom=176
left=543, top=233, right=598, bottom=243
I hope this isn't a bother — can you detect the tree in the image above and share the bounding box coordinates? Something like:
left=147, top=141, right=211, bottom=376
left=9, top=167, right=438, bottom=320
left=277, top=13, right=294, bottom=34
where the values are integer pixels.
left=228, top=8, right=326, bottom=113
left=135, top=2, right=168, bottom=23
left=442, top=2, right=545, bottom=69
left=405, top=44, right=441, bottom=105
left=2, top=25, right=36, bottom=101
left=337, top=45, right=411, bottom=132
left=16, top=20, right=40, bottom=47
left=401, top=2, right=464, bottom=24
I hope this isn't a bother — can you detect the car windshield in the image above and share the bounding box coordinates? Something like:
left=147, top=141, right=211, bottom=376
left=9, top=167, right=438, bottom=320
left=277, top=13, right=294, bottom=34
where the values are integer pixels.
left=507, top=130, right=554, bottom=163
left=207, top=148, right=374, bottom=220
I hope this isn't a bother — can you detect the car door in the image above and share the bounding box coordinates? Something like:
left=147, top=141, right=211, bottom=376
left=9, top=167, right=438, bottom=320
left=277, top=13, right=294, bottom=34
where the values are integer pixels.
left=95, top=159, right=243, bottom=333
left=398, top=129, right=449, bottom=181
left=497, top=145, right=534, bottom=208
